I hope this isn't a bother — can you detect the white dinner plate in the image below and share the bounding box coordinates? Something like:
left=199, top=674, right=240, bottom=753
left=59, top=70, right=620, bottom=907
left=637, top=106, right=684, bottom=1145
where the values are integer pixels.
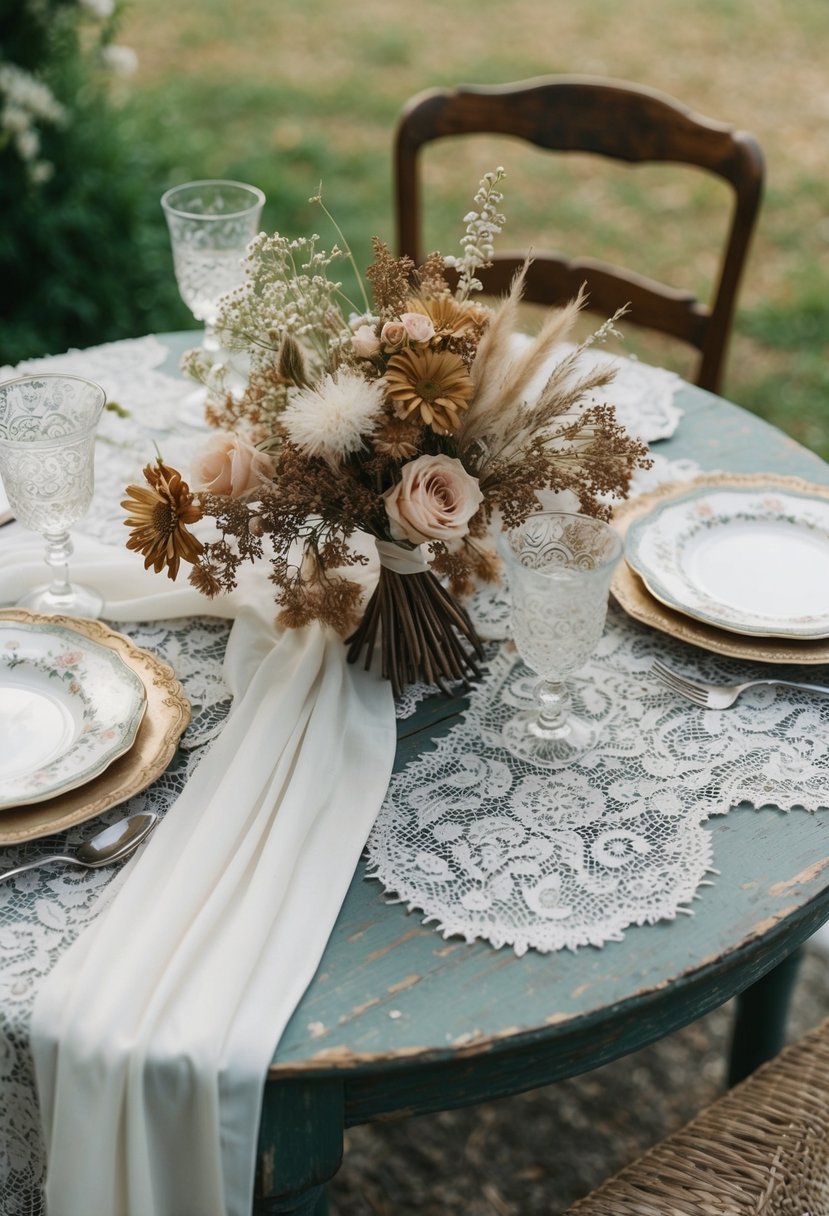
left=0, top=618, right=147, bottom=810
left=625, top=483, right=829, bottom=639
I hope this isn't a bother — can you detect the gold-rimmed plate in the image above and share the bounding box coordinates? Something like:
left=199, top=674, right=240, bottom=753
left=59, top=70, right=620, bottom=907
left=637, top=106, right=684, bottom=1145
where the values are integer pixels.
left=0, top=610, right=190, bottom=844
left=0, top=617, right=147, bottom=809
left=625, top=481, right=829, bottom=639
left=612, top=473, right=829, bottom=665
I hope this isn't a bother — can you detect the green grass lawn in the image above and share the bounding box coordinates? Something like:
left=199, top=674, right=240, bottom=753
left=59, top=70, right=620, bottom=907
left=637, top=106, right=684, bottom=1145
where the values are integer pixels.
left=119, top=0, right=829, bottom=456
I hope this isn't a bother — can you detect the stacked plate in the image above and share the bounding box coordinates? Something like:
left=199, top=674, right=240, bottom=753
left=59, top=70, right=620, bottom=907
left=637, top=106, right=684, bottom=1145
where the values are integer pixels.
left=612, top=473, right=829, bottom=665
left=0, top=610, right=190, bottom=844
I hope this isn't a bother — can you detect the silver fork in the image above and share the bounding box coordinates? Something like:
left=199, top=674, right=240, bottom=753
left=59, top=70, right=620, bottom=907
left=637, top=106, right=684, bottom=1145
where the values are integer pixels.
left=649, top=658, right=829, bottom=710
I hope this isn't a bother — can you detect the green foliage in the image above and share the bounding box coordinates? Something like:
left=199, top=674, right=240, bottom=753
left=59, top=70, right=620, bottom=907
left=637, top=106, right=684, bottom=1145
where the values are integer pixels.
left=0, top=1, right=189, bottom=363
left=737, top=279, right=829, bottom=460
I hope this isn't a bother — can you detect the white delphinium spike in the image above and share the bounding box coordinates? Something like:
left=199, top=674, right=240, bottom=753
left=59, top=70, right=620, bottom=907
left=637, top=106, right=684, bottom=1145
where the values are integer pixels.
left=444, top=167, right=506, bottom=300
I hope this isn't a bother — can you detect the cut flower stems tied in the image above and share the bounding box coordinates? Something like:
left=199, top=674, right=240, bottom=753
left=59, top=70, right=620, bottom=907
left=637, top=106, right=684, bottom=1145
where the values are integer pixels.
left=124, top=170, right=651, bottom=694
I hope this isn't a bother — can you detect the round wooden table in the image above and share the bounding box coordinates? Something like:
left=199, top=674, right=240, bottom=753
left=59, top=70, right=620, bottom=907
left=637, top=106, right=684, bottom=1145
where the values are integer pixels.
left=160, top=340, right=829, bottom=1215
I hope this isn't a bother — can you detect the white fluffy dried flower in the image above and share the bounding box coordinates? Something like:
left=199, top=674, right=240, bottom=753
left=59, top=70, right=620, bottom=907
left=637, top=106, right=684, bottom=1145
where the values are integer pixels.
left=282, top=370, right=385, bottom=467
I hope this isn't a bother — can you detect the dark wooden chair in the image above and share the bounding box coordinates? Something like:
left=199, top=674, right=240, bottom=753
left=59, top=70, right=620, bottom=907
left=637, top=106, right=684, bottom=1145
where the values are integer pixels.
left=394, top=76, right=765, bottom=395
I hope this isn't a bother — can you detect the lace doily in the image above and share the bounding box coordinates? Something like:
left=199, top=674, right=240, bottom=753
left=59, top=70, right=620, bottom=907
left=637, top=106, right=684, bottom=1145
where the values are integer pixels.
left=368, top=605, right=829, bottom=955
left=509, top=335, right=684, bottom=443
left=584, top=347, right=684, bottom=442
left=3, top=334, right=192, bottom=435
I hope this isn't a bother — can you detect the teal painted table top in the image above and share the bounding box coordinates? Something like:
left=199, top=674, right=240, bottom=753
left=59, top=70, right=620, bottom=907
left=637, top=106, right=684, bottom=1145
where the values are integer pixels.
left=160, top=336, right=829, bottom=1207
left=267, top=378, right=828, bottom=1068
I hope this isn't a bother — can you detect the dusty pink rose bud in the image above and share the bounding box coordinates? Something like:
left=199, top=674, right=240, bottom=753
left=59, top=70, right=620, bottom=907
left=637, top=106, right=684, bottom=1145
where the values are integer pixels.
left=352, top=323, right=380, bottom=358
left=400, top=311, right=435, bottom=343
left=380, top=320, right=407, bottom=350
left=383, top=454, right=484, bottom=545
left=191, top=432, right=275, bottom=500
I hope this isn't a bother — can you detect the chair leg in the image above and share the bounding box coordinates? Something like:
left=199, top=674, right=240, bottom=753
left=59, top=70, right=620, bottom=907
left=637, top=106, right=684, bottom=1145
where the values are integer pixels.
left=728, top=947, right=803, bottom=1087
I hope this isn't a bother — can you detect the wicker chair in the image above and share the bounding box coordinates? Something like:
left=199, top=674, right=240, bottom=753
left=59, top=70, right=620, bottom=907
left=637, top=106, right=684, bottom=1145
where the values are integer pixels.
left=394, top=76, right=765, bottom=395
left=562, top=1016, right=829, bottom=1215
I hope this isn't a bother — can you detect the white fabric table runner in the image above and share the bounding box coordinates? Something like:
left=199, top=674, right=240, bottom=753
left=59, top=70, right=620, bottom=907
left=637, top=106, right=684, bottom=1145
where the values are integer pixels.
left=1, top=533, right=396, bottom=1216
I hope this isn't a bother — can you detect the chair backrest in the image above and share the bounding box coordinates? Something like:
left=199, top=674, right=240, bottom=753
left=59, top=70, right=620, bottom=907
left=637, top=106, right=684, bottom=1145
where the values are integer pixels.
left=394, top=76, right=765, bottom=395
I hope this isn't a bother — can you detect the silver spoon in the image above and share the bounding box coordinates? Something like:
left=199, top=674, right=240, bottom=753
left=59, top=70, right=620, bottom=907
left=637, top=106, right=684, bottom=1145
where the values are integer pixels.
left=0, top=812, right=158, bottom=884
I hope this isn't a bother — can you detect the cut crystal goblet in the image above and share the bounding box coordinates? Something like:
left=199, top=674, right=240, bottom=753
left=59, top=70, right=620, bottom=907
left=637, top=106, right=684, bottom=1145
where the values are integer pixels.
left=499, top=511, right=622, bottom=766
left=161, top=179, right=265, bottom=427
left=0, top=374, right=106, bottom=618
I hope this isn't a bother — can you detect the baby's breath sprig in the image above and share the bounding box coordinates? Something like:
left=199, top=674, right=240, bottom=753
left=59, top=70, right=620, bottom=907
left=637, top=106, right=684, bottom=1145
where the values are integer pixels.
left=444, top=167, right=507, bottom=300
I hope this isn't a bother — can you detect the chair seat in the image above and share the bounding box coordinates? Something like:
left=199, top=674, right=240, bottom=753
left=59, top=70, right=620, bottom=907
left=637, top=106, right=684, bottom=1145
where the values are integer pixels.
left=563, top=1015, right=829, bottom=1215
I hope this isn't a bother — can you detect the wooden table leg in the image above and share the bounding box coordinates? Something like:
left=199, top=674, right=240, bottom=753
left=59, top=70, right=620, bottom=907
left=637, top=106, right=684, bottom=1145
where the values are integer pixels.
left=254, top=1184, right=327, bottom=1215
left=727, top=947, right=804, bottom=1086
left=254, top=1079, right=343, bottom=1215
left=254, top=1185, right=328, bottom=1215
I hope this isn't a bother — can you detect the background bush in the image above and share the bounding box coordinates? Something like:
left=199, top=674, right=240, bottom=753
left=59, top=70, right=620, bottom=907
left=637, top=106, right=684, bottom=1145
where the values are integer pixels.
left=0, top=0, right=189, bottom=365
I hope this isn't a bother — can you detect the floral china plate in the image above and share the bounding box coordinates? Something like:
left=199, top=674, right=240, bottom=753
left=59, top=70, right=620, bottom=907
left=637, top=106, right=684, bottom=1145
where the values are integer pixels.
left=0, top=618, right=147, bottom=809
left=625, top=483, right=829, bottom=639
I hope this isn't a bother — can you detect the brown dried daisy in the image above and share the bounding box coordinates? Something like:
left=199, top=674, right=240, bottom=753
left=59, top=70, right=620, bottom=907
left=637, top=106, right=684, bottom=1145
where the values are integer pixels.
left=122, top=461, right=204, bottom=580
left=383, top=348, right=474, bottom=435
left=371, top=415, right=423, bottom=460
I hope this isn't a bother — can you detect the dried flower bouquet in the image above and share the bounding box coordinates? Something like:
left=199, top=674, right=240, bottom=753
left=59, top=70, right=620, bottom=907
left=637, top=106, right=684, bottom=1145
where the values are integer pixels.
left=123, top=169, right=650, bottom=695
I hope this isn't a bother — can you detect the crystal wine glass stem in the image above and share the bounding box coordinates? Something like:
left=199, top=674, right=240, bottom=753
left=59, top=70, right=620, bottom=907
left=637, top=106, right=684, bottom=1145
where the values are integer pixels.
left=43, top=530, right=74, bottom=604
left=203, top=321, right=221, bottom=353
left=535, top=679, right=570, bottom=733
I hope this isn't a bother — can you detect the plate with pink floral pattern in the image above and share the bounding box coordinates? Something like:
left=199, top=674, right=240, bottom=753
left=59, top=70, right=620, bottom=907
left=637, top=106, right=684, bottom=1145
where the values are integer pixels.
left=0, top=618, right=146, bottom=810
left=626, top=482, right=829, bottom=639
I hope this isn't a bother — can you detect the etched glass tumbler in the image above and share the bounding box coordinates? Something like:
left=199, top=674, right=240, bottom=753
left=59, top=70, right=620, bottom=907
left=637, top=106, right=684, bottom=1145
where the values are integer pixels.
left=499, top=512, right=622, bottom=765
left=0, top=374, right=106, bottom=618
left=161, top=179, right=265, bottom=354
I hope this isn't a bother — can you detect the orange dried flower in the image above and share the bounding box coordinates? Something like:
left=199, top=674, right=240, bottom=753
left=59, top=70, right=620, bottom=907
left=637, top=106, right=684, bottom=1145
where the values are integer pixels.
left=122, top=461, right=204, bottom=580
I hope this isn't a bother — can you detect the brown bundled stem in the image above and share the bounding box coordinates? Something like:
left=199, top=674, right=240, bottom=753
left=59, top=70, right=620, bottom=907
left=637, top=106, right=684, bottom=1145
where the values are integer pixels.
left=346, top=567, right=485, bottom=696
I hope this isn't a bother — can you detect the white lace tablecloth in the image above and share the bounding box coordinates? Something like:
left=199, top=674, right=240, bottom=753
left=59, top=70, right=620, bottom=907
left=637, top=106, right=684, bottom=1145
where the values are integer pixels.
left=0, top=332, right=687, bottom=1212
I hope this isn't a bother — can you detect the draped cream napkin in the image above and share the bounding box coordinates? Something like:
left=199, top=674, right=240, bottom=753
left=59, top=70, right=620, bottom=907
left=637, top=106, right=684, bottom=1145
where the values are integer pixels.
left=0, top=530, right=396, bottom=1216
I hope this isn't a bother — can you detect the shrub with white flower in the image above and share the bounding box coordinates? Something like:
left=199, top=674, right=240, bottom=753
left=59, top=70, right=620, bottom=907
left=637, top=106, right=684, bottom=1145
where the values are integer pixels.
left=0, top=61, right=65, bottom=183
left=0, top=0, right=137, bottom=185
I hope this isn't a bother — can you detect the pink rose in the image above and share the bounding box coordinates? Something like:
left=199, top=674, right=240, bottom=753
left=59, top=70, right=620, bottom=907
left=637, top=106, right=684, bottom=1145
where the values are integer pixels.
left=352, top=324, right=380, bottom=358
left=380, top=320, right=407, bottom=350
left=383, top=454, right=484, bottom=545
left=400, top=312, right=435, bottom=343
left=191, top=432, right=275, bottom=500
left=55, top=650, right=82, bottom=667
